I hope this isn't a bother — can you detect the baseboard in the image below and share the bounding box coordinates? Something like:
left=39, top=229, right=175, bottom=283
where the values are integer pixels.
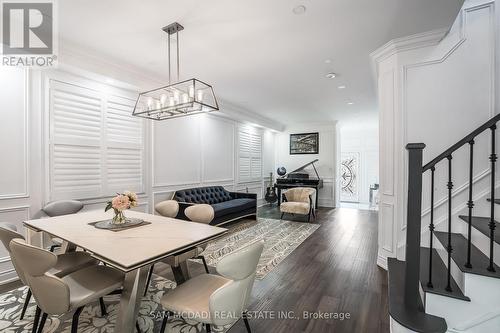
left=377, top=253, right=388, bottom=270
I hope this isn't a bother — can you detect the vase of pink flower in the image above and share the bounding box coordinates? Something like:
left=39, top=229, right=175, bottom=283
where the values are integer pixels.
left=105, top=191, right=138, bottom=224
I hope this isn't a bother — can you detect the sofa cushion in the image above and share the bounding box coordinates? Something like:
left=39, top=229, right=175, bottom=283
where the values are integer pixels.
left=212, top=198, right=256, bottom=218
left=175, top=186, right=233, bottom=204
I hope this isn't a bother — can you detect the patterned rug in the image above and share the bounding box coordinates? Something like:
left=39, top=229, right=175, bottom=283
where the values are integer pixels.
left=0, top=275, right=232, bottom=333
left=195, top=218, right=320, bottom=279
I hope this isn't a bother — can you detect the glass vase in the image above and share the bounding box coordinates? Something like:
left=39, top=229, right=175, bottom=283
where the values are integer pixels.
left=112, top=210, right=126, bottom=224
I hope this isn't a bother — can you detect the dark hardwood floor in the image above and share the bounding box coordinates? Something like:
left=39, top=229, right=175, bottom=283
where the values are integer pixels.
left=161, top=205, right=389, bottom=333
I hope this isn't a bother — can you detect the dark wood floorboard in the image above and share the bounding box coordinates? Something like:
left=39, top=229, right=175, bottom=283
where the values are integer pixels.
left=163, top=205, right=389, bottom=333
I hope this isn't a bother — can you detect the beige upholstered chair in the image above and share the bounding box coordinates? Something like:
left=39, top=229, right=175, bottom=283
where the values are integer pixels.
left=159, top=240, right=264, bottom=333
left=280, top=187, right=316, bottom=222
left=42, top=200, right=84, bottom=252
left=155, top=200, right=180, bottom=218
left=144, top=203, right=213, bottom=296
left=10, top=239, right=124, bottom=333
left=0, top=223, right=99, bottom=320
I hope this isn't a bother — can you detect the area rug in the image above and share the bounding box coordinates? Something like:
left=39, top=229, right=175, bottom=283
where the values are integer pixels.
left=0, top=275, right=232, bottom=333
left=194, top=218, right=320, bottom=279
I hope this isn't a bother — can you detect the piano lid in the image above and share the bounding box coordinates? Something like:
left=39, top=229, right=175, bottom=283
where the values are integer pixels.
left=280, top=159, right=320, bottom=179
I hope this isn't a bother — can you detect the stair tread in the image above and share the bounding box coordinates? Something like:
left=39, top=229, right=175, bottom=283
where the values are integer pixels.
left=486, top=198, right=500, bottom=205
left=388, top=258, right=447, bottom=333
left=434, top=231, right=500, bottom=279
left=458, top=215, right=500, bottom=245
left=420, top=247, right=470, bottom=301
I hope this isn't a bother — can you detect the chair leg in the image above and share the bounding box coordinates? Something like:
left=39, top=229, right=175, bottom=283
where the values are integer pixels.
left=99, top=297, right=107, bottom=316
left=308, top=210, right=311, bottom=222
left=206, top=323, right=211, bottom=333
left=20, top=288, right=32, bottom=320
left=32, top=306, right=41, bottom=333
left=144, top=264, right=155, bottom=296
left=37, top=312, right=47, bottom=333
left=280, top=212, right=284, bottom=220
left=243, top=316, right=252, bottom=333
left=160, top=311, right=169, bottom=333
left=199, top=256, right=210, bottom=274
left=71, top=307, right=84, bottom=333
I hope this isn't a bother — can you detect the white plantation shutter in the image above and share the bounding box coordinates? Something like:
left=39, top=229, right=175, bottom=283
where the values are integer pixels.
left=49, top=79, right=144, bottom=200
left=238, top=128, right=262, bottom=182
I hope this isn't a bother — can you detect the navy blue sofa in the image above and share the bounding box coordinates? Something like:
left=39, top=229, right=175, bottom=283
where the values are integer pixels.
left=174, top=186, right=257, bottom=226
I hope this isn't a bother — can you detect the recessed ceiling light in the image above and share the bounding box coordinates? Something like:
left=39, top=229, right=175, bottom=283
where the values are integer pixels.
left=293, top=5, right=306, bottom=15
left=347, top=102, right=354, bottom=105
left=338, top=85, right=346, bottom=89
left=325, top=59, right=332, bottom=64
left=325, top=72, right=337, bottom=79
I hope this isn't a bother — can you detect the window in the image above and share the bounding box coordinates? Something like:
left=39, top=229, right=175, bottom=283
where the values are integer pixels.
left=48, top=79, right=144, bottom=201
left=238, top=127, right=262, bottom=183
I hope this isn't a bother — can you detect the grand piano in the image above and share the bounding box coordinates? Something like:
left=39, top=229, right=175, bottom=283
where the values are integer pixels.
left=275, top=159, right=323, bottom=207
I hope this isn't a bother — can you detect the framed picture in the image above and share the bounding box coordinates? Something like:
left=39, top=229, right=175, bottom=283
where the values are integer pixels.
left=289, top=132, right=319, bottom=154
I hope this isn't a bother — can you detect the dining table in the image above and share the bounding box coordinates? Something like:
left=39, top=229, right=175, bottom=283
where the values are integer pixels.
left=24, top=210, right=228, bottom=333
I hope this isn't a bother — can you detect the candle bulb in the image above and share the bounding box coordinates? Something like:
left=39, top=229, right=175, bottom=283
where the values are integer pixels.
left=147, top=97, right=153, bottom=110
left=160, top=94, right=167, bottom=106
left=188, top=85, right=195, bottom=99
left=169, top=96, right=175, bottom=107
left=174, top=90, right=180, bottom=103
left=156, top=100, right=161, bottom=110
left=182, top=93, right=189, bottom=103
left=197, top=89, right=204, bottom=102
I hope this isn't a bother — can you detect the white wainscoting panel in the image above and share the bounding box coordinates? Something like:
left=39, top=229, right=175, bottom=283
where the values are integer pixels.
left=0, top=67, right=28, bottom=199
left=201, top=115, right=234, bottom=183
left=153, top=116, right=202, bottom=187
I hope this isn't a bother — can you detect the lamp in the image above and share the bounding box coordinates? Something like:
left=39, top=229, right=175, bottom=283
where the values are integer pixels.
left=132, top=22, right=219, bottom=120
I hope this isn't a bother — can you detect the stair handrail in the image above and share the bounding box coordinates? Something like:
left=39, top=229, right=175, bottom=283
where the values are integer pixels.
left=423, top=113, right=500, bottom=172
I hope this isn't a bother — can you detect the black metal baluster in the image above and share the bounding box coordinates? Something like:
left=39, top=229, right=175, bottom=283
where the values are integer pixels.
left=465, top=140, right=475, bottom=268
left=427, top=167, right=436, bottom=288
left=488, top=125, right=497, bottom=272
left=446, top=155, right=453, bottom=292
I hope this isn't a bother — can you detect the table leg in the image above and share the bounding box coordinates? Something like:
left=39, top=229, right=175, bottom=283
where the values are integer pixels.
left=171, top=261, right=190, bottom=285
left=61, top=241, right=77, bottom=253
left=116, top=266, right=149, bottom=333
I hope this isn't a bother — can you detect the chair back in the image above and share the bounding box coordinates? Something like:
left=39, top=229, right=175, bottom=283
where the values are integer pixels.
left=42, top=200, right=83, bottom=217
left=185, top=204, right=214, bottom=224
left=0, top=223, right=27, bottom=284
left=284, top=187, right=314, bottom=203
left=155, top=200, right=179, bottom=218
left=210, top=240, right=264, bottom=325
left=9, top=239, right=70, bottom=315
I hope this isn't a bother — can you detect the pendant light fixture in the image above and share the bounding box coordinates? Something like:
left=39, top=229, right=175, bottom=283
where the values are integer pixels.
left=132, top=22, right=219, bottom=120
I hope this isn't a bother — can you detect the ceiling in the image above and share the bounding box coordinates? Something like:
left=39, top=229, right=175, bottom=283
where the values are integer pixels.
left=59, top=0, right=463, bottom=126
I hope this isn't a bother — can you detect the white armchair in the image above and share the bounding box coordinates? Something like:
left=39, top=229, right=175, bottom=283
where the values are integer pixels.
left=280, top=187, right=316, bottom=222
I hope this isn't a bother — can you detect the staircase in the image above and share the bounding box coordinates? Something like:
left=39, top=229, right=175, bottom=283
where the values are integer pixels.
left=388, top=114, right=500, bottom=333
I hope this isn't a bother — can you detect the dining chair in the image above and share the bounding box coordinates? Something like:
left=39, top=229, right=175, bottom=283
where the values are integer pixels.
left=154, top=200, right=179, bottom=218
left=279, top=187, right=316, bottom=222
left=0, top=223, right=99, bottom=320
left=184, top=204, right=215, bottom=274
left=144, top=203, right=214, bottom=296
left=159, top=240, right=264, bottom=333
left=42, top=200, right=84, bottom=252
left=9, top=239, right=125, bottom=333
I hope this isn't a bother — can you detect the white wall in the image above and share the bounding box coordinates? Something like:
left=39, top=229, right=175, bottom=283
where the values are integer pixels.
left=372, top=0, right=498, bottom=268
left=340, top=124, right=379, bottom=204
left=275, top=122, right=337, bottom=207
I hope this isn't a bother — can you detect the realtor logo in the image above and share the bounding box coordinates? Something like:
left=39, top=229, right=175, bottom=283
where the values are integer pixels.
left=1, top=0, right=57, bottom=66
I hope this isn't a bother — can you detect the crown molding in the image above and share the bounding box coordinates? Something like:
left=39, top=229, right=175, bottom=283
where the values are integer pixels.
left=369, top=28, right=449, bottom=79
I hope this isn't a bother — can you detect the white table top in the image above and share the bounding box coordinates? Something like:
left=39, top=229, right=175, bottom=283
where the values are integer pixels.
left=24, top=210, right=227, bottom=272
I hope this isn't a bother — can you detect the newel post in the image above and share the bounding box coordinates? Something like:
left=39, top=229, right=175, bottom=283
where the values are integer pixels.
left=404, top=143, right=425, bottom=310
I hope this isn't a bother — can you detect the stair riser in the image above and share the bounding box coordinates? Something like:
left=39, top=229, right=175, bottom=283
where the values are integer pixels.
left=425, top=274, right=500, bottom=330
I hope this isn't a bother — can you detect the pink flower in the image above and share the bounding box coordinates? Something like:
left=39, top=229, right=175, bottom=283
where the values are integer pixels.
left=112, top=195, right=130, bottom=211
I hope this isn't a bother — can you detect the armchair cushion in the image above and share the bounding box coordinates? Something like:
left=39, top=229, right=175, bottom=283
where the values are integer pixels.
left=280, top=202, right=310, bottom=215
